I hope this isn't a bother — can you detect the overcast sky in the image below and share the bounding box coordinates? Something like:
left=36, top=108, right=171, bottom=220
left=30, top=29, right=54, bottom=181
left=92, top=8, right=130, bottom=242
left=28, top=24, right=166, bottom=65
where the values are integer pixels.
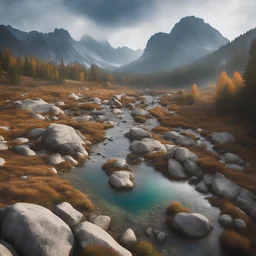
left=0, top=0, right=255, bottom=50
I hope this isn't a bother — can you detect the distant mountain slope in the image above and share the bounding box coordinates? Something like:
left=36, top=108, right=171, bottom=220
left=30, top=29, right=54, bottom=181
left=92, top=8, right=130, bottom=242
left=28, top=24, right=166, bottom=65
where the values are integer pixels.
left=120, top=16, right=229, bottom=73
left=115, top=27, right=256, bottom=88
left=0, top=25, right=143, bottom=69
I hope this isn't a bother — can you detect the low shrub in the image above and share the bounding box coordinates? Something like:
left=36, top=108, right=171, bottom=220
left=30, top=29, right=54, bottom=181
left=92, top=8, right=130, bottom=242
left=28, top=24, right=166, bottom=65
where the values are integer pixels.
left=81, top=245, right=119, bottom=256
left=152, top=125, right=169, bottom=134
left=134, top=116, right=146, bottom=123
left=220, top=230, right=251, bottom=256
left=166, top=201, right=190, bottom=215
left=133, top=241, right=160, bottom=256
left=149, top=106, right=167, bottom=119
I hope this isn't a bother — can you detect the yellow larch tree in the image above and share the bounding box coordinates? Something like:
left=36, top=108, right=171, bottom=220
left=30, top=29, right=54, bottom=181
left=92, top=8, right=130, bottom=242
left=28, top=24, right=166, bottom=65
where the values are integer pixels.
left=191, top=83, right=200, bottom=97
left=216, top=71, right=228, bottom=97
left=232, top=71, right=244, bottom=88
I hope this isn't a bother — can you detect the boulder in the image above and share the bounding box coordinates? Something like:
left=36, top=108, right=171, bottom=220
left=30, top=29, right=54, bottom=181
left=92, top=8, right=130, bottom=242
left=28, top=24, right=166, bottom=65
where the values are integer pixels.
left=202, top=174, right=214, bottom=186
left=184, top=159, right=204, bottom=178
left=174, top=147, right=198, bottom=163
left=41, top=124, right=88, bottom=157
left=131, top=108, right=150, bottom=117
left=212, top=173, right=241, bottom=200
left=235, top=189, right=256, bottom=213
left=113, top=158, right=128, bottom=169
left=109, top=171, right=134, bottom=190
left=235, top=219, right=246, bottom=229
left=145, top=227, right=153, bottom=237
left=112, top=108, right=123, bottom=115
left=226, top=164, right=244, bottom=171
left=0, top=126, right=9, bottom=131
left=76, top=115, right=93, bottom=123
left=63, top=155, right=78, bottom=165
left=0, top=203, right=74, bottom=256
left=175, top=135, right=197, bottom=146
left=0, top=158, right=6, bottom=166
left=13, top=137, right=29, bottom=144
left=74, top=221, right=132, bottom=256
left=129, top=127, right=152, bottom=140
left=0, top=143, right=8, bottom=151
left=195, top=181, right=209, bottom=193
left=51, top=116, right=59, bottom=121
left=125, top=103, right=135, bottom=109
left=14, top=145, right=36, bottom=156
left=31, top=113, right=45, bottom=120
left=48, top=153, right=64, bottom=165
left=210, top=132, right=234, bottom=144
left=168, top=159, right=188, bottom=179
left=164, top=131, right=179, bottom=140
left=91, top=215, right=111, bottom=231
left=28, top=128, right=45, bottom=139
left=156, top=232, right=167, bottom=243
left=189, top=176, right=201, bottom=185
left=0, top=240, right=18, bottom=256
left=172, top=213, right=212, bottom=238
left=53, top=202, right=85, bottom=229
left=130, top=138, right=166, bottom=155
left=120, top=229, right=137, bottom=247
left=165, top=145, right=177, bottom=159
left=56, top=101, right=65, bottom=106
left=69, top=93, right=80, bottom=100
left=88, top=97, right=101, bottom=105
left=218, top=214, right=233, bottom=227
left=0, top=135, right=4, bottom=141
left=108, top=97, right=123, bottom=108
left=19, top=99, right=64, bottom=115
left=222, top=153, right=244, bottom=166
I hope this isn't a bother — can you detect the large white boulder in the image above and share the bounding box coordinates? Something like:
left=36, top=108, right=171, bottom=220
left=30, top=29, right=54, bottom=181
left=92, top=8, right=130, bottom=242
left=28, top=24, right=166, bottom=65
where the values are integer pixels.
left=109, top=171, right=134, bottom=190
left=41, top=124, right=88, bottom=157
left=53, top=202, right=85, bottom=229
left=91, top=215, right=111, bottom=231
left=0, top=240, right=18, bottom=256
left=48, top=153, right=64, bottom=165
left=172, top=213, right=212, bottom=238
left=130, top=138, right=166, bottom=155
left=19, top=99, right=64, bottom=115
left=212, top=173, right=241, bottom=200
left=76, top=115, right=92, bottom=122
left=0, top=203, right=74, bottom=256
left=0, top=158, right=6, bottom=166
left=129, top=127, right=152, bottom=141
left=88, top=97, right=101, bottom=105
left=168, top=159, right=188, bottom=179
left=120, top=229, right=137, bottom=247
left=74, top=221, right=132, bottom=256
left=14, top=145, right=36, bottom=156
left=184, top=159, right=204, bottom=178
left=113, top=158, right=129, bottom=169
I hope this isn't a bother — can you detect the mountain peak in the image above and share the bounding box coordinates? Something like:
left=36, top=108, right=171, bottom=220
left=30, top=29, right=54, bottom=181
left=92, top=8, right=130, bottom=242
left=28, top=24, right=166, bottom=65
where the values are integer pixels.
left=52, top=28, right=72, bottom=41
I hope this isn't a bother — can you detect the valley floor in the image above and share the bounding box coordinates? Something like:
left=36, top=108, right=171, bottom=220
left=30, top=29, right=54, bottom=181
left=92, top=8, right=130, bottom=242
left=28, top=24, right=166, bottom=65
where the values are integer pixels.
left=0, top=77, right=256, bottom=256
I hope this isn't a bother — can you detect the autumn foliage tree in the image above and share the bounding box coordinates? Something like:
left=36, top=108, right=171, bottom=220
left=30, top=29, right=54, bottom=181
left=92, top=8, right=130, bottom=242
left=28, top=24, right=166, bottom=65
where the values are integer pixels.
left=191, top=83, right=200, bottom=97
left=232, top=71, right=244, bottom=88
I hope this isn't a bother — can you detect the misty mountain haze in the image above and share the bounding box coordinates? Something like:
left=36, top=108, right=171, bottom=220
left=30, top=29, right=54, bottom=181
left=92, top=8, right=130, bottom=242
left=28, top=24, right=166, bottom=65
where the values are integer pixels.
left=0, top=25, right=143, bottom=69
left=120, top=16, right=229, bottom=73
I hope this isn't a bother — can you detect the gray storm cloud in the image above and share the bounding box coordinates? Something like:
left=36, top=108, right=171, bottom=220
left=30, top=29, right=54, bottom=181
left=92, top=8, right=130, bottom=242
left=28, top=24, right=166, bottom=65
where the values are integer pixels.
left=0, top=0, right=255, bottom=50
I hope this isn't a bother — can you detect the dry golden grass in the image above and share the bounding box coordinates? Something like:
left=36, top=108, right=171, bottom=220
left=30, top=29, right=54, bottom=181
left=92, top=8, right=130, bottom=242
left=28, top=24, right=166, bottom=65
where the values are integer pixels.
left=134, top=116, right=146, bottom=123
left=151, top=125, right=169, bottom=134
left=144, top=152, right=168, bottom=175
left=160, top=95, right=172, bottom=106
left=167, top=104, right=180, bottom=111
left=0, top=77, right=140, bottom=212
left=133, top=241, right=160, bottom=256
left=81, top=245, right=119, bottom=256
left=180, top=131, right=198, bottom=140
left=120, top=96, right=136, bottom=106
left=220, top=230, right=251, bottom=256
left=149, top=106, right=168, bottom=119
left=208, top=197, right=250, bottom=224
